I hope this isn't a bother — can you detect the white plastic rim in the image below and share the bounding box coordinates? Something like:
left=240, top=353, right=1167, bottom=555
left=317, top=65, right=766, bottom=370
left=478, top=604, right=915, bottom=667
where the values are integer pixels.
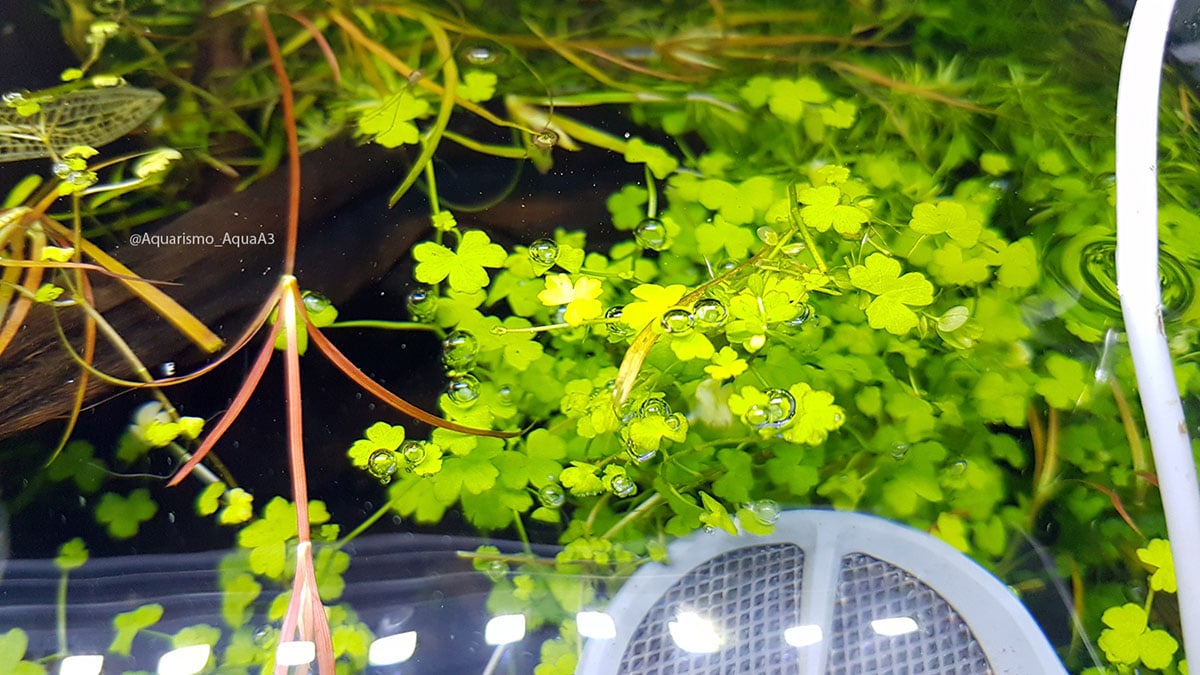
left=1116, top=0, right=1200, bottom=660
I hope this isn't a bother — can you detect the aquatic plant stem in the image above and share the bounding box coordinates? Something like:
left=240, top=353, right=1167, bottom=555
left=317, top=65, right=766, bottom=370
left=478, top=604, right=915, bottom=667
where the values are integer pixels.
left=1116, top=0, right=1200, bottom=659
left=256, top=6, right=301, bottom=275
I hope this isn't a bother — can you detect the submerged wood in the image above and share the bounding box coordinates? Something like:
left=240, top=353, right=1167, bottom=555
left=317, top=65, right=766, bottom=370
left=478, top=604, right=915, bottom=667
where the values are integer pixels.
left=0, top=139, right=611, bottom=440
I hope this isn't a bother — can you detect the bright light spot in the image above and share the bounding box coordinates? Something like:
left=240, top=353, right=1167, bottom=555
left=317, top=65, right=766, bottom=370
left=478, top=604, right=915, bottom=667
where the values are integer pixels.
left=576, top=611, right=617, bottom=640
left=485, top=614, right=526, bottom=645
left=275, top=641, right=316, bottom=667
left=59, top=654, right=104, bottom=675
left=871, top=616, right=919, bottom=637
left=156, top=644, right=211, bottom=675
left=784, top=624, right=824, bottom=648
left=668, top=611, right=721, bottom=654
left=368, top=631, right=418, bottom=666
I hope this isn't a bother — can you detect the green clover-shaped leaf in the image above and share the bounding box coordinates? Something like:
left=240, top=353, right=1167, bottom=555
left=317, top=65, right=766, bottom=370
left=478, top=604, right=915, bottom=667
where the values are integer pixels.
left=849, top=254, right=933, bottom=335
left=1137, top=539, right=1177, bottom=593
left=414, top=230, right=507, bottom=292
left=358, top=90, right=430, bottom=148
left=1099, top=603, right=1179, bottom=669
left=348, top=421, right=406, bottom=469
left=110, top=603, right=163, bottom=656
left=55, top=538, right=89, bottom=572
left=95, top=488, right=158, bottom=540
left=909, top=201, right=981, bottom=246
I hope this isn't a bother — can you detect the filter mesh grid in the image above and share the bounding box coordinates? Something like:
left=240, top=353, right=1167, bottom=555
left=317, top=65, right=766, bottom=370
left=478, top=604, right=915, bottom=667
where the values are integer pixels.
left=617, top=543, right=804, bottom=675
left=826, top=552, right=991, bottom=675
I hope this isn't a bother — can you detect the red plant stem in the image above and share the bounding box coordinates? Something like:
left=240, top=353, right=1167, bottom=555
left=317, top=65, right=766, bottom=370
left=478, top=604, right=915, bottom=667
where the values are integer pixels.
left=166, top=314, right=282, bottom=486
left=255, top=7, right=302, bottom=276
left=307, top=320, right=520, bottom=438
left=281, top=283, right=310, bottom=541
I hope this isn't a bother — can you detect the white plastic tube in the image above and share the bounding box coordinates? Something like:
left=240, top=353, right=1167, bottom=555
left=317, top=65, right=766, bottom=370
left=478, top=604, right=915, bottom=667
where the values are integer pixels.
left=1116, top=0, right=1200, bottom=660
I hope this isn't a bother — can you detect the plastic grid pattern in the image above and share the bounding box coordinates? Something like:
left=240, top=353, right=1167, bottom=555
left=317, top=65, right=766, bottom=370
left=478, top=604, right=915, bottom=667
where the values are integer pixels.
left=826, top=552, right=991, bottom=674
left=617, top=542, right=804, bottom=675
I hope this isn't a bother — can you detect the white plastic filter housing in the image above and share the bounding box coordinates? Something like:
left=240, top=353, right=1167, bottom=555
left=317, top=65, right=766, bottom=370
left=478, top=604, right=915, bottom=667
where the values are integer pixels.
left=577, top=509, right=1066, bottom=674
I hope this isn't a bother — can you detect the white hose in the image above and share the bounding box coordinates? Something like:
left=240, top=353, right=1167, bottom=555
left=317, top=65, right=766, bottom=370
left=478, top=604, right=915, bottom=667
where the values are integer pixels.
left=1116, top=0, right=1200, bottom=661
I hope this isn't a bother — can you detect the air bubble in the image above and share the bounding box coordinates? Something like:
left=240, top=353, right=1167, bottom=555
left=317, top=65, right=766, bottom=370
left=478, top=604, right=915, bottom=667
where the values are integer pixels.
left=610, top=474, right=637, bottom=498
left=2, top=91, right=25, bottom=106
left=605, top=306, right=635, bottom=337
left=625, top=439, right=657, bottom=464
left=447, top=374, right=481, bottom=405
left=640, top=397, right=671, bottom=418
left=461, top=42, right=504, bottom=67
left=743, top=405, right=770, bottom=428
left=538, top=484, right=565, bottom=508
left=485, top=560, right=508, bottom=582
left=528, top=238, right=559, bottom=265
left=786, top=305, right=813, bottom=328
left=756, top=226, right=779, bottom=245
left=406, top=286, right=438, bottom=321
left=52, top=162, right=72, bottom=179
left=497, top=386, right=514, bottom=404
left=533, top=130, right=558, bottom=149
left=400, top=440, right=427, bottom=467
left=891, top=444, right=910, bottom=460
left=747, top=499, right=780, bottom=525
left=692, top=298, right=728, bottom=328
left=442, top=330, right=478, bottom=372
left=302, top=290, right=332, bottom=314
left=367, top=450, right=397, bottom=483
left=782, top=243, right=807, bottom=256
left=665, top=412, right=687, bottom=432
left=761, top=388, right=797, bottom=428
left=660, top=308, right=694, bottom=335
left=634, top=217, right=668, bottom=250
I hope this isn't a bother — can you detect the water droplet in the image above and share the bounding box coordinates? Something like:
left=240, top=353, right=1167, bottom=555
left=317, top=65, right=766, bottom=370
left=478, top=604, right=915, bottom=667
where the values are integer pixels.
left=442, top=330, right=478, bottom=372
left=367, top=450, right=397, bottom=483
left=703, top=526, right=717, bottom=534
left=447, top=374, right=481, bottom=405
left=756, top=226, right=779, bottom=245
left=485, top=560, right=508, bottom=582
left=610, top=474, right=637, bottom=498
left=891, top=444, right=910, bottom=460
left=660, top=308, right=694, bottom=335
left=538, top=484, right=565, bottom=508
left=52, top=162, right=72, bottom=179
left=634, top=217, right=668, bottom=250
left=533, top=130, right=558, bottom=149
left=640, top=397, right=671, bottom=418
left=692, top=298, right=728, bottom=328
left=747, top=499, right=780, bottom=525
left=406, top=286, right=438, bottom=321
left=528, top=238, right=559, bottom=265
left=400, top=440, right=427, bottom=467
left=461, top=41, right=504, bottom=67
left=302, top=290, right=332, bottom=314
left=605, top=306, right=635, bottom=337
left=832, top=412, right=844, bottom=424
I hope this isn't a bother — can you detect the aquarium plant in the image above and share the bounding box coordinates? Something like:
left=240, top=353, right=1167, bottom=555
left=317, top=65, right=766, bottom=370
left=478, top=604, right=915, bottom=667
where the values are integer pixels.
left=0, top=1, right=1197, bottom=673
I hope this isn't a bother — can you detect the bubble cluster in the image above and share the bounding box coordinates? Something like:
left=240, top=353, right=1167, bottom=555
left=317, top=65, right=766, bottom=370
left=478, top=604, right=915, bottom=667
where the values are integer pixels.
left=634, top=217, right=668, bottom=250
left=528, top=238, right=559, bottom=265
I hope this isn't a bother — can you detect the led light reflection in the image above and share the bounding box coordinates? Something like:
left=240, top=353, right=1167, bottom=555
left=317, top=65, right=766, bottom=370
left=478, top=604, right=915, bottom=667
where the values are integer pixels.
left=59, top=654, right=104, bottom=675
left=576, top=611, right=617, bottom=640
left=485, top=614, right=526, bottom=645
left=368, top=631, right=418, bottom=665
left=667, top=611, right=721, bottom=654
left=156, top=644, right=211, bottom=675
left=275, top=641, right=316, bottom=667
left=871, top=616, right=919, bottom=637
left=783, top=624, right=824, bottom=648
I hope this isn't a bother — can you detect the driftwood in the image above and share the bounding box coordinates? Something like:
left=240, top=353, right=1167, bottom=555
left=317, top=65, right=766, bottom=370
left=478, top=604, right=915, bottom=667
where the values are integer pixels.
left=0, top=140, right=618, bottom=440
